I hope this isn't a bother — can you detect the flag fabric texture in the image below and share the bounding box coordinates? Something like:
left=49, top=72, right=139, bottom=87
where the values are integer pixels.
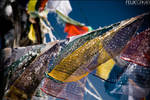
left=47, top=14, right=144, bottom=83
left=28, top=24, right=36, bottom=43
left=40, top=77, right=86, bottom=100
left=46, top=0, right=72, bottom=16
left=64, top=23, right=89, bottom=38
left=120, top=28, right=150, bottom=67
left=4, top=41, right=59, bottom=100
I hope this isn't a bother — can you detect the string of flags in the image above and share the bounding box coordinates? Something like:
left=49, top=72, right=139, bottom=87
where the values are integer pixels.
left=1, top=0, right=150, bottom=100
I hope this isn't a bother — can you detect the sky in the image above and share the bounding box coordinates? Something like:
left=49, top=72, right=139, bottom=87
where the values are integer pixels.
left=50, top=0, right=150, bottom=39
left=48, top=0, right=150, bottom=100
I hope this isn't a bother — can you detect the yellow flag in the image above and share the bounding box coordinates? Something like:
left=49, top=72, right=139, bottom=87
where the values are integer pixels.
left=28, top=24, right=36, bottom=43
left=96, top=59, right=115, bottom=80
left=27, top=0, right=37, bottom=13
left=48, top=16, right=139, bottom=82
left=48, top=37, right=111, bottom=82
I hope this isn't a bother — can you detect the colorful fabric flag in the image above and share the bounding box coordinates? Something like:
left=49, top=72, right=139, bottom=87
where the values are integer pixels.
left=102, top=14, right=145, bottom=58
left=128, top=96, right=145, bottom=100
left=48, top=37, right=109, bottom=82
left=4, top=48, right=39, bottom=90
left=49, top=22, right=120, bottom=73
left=39, top=0, right=48, bottom=11
left=96, top=59, right=115, bottom=80
left=96, top=56, right=128, bottom=82
left=104, top=64, right=126, bottom=99
left=27, top=0, right=49, bottom=13
left=99, top=56, right=128, bottom=99
left=40, top=77, right=86, bottom=100
left=4, top=41, right=59, bottom=100
left=46, top=0, right=72, bottom=16
left=46, top=22, right=120, bottom=83
left=40, top=18, right=56, bottom=43
left=64, top=23, right=89, bottom=38
left=56, top=10, right=84, bottom=26
left=28, top=24, right=36, bottom=43
left=47, top=14, right=143, bottom=83
left=32, top=79, right=50, bottom=100
left=27, top=0, right=37, bottom=13
left=56, top=10, right=90, bottom=38
left=110, top=63, right=150, bottom=98
left=120, top=28, right=150, bottom=67
left=3, top=43, right=56, bottom=91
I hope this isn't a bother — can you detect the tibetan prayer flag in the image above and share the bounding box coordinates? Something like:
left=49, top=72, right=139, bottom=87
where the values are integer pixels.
left=28, top=24, right=36, bottom=43
left=3, top=43, right=57, bottom=91
left=64, top=23, right=89, bottom=38
left=46, top=22, right=121, bottom=83
left=102, top=14, right=145, bottom=58
left=47, top=14, right=143, bottom=82
left=4, top=41, right=59, bottom=100
left=96, top=59, right=115, bottom=80
left=46, top=0, right=72, bottom=16
left=48, top=37, right=110, bottom=82
left=27, top=0, right=49, bottom=13
left=27, top=0, right=37, bottom=13
left=104, top=64, right=126, bottom=96
left=56, top=10, right=94, bottom=38
left=110, top=63, right=150, bottom=98
left=120, top=28, right=150, bottom=67
left=4, top=48, right=39, bottom=90
left=56, top=10, right=84, bottom=26
left=49, top=22, right=120, bottom=72
left=41, top=77, right=86, bottom=100
left=96, top=56, right=128, bottom=82
left=39, top=0, right=48, bottom=11
left=40, top=18, right=56, bottom=43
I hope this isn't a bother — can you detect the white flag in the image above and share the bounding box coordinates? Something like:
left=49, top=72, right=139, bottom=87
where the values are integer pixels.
left=46, top=0, right=72, bottom=16
left=40, top=18, right=56, bottom=43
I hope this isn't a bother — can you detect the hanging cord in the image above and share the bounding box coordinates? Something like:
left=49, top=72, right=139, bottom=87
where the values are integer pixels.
left=87, top=78, right=103, bottom=99
left=77, top=80, right=103, bottom=100
left=84, top=87, right=102, bottom=100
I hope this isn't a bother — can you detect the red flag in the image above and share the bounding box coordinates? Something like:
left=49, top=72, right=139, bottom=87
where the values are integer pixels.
left=64, top=23, right=89, bottom=38
left=39, top=0, right=48, bottom=11
left=120, top=28, right=150, bottom=67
